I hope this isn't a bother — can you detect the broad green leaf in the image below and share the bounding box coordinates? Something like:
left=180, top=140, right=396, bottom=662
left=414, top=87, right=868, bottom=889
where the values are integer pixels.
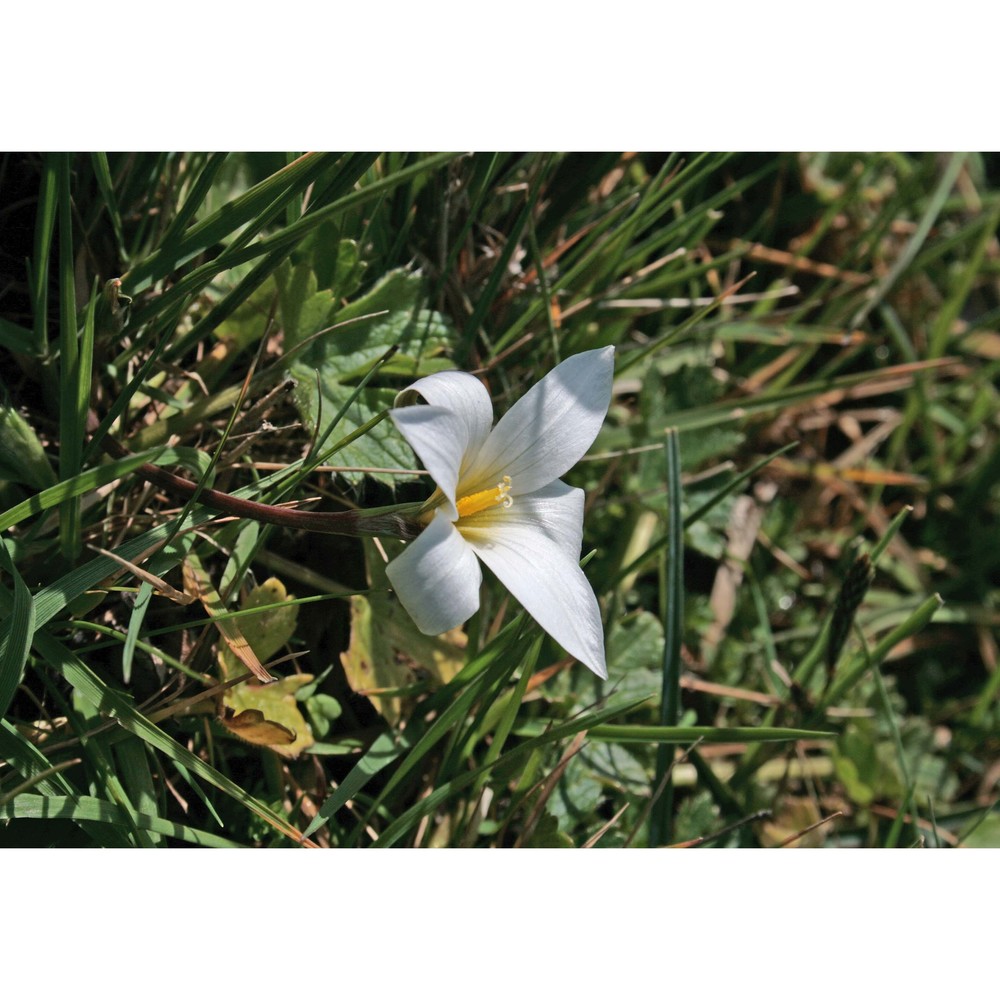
left=324, top=236, right=366, bottom=301
left=549, top=763, right=603, bottom=831
left=580, top=741, right=651, bottom=795
left=303, top=693, right=342, bottom=740
left=284, top=269, right=455, bottom=483
left=211, top=265, right=280, bottom=351
left=674, top=790, right=721, bottom=845
left=605, top=611, right=663, bottom=703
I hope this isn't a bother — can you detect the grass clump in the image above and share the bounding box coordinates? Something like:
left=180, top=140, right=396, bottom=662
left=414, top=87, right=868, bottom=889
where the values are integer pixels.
left=1, top=151, right=997, bottom=848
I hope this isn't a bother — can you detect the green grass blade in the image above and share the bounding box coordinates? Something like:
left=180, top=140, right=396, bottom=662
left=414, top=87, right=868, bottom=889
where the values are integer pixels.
left=0, top=318, right=35, bottom=354
left=849, top=153, right=967, bottom=330
left=491, top=185, right=643, bottom=355
left=124, top=152, right=337, bottom=291
left=0, top=794, right=243, bottom=848
left=155, top=151, right=230, bottom=251
left=113, top=736, right=163, bottom=846
left=20, top=461, right=293, bottom=632
left=89, top=152, right=126, bottom=254
left=0, top=446, right=167, bottom=535
left=816, top=594, right=944, bottom=712
left=65, top=703, right=154, bottom=849
left=439, top=633, right=542, bottom=790
left=300, top=731, right=405, bottom=840
left=683, top=441, right=798, bottom=528
left=56, top=153, right=81, bottom=560
left=30, top=156, right=58, bottom=358
left=0, top=720, right=122, bottom=847
left=460, top=181, right=536, bottom=356
left=868, top=505, right=913, bottom=564
left=607, top=442, right=796, bottom=590
left=0, top=543, right=37, bottom=718
left=650, top=430, right=683, bottom=846
left=929, top=202, right=1000, bottom=358
left=35, top=630, right=307, bottom=844
left=588, top=725, right=835, bottom=744
left=372, top=696, right=650, bottom=848
left=370, top=632, right=526, bottom=810
left=131, top=153, right=460, bottom=354
left=0, top=760, right=81, bottom=807
left=0, top=720, right=77, bottom=797
left=121, top=580, right=153, bottom=685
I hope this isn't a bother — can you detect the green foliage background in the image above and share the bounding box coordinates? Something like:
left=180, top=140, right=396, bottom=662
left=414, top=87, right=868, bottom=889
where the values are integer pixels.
left=0, top=151, right=997, bottom=847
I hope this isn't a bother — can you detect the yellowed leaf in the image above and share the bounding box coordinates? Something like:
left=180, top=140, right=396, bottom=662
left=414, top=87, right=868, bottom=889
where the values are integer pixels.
left=223, top=674, right=315, bottom=758
left=219, top=577, right=299, bottom=679
left=183, top=554, right=271, bottom=682
left=207, top=576, right=312, bottom=757
left=220, top=708, right=296, bottom=747
left=340, top=591, right=466, bottom=726
left=759, top=797, right=826, bottom=848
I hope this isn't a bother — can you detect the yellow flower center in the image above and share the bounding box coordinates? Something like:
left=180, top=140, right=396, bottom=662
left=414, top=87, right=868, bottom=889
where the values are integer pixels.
left=455, top=475, right=513, bottom=519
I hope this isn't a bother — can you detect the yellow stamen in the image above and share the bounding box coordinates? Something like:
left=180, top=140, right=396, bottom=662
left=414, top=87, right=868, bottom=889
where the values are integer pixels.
left=456, top=475, right=513, bottom=519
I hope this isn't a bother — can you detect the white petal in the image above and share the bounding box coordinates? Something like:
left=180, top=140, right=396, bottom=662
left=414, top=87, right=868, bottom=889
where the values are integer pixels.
left=386, top=510, right=483, bottom=635
left=465, top=347, right=614, bottom=496
left=459, top=481, right=607, bottom=678
left=390, top=405, right=470, bottom=517
left=394, top=370, right=494, bottom=464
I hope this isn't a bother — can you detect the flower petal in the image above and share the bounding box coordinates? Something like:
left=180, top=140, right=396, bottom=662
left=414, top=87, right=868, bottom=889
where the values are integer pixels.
left=459, top=481, right=607, bottom=678
left=386, top=510, right=483, bottom=635
left=389, top=404, right=470, bottom=517
left=394, top=370, right=494, bottom=466
left=465, top=347, right=614, bottom=496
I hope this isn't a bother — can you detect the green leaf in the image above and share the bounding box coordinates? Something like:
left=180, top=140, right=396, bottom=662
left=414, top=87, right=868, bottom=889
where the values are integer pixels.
left=301, top=731, right=404, bottom=839
left=960, top=811, right=1000, bottom=848
left=326, top=237, right=366, bottom=301
left=549, top=765, right=603, bottom=831
left=211, top=267, right=280, bottom=351
left=0, top=794, right=243, bottom=848
left=0, top=405, right=56, bottom=490
left=523, top=811, right=575, bottom=847
left=0, top=445, right=167, bottom=535
left=605, top=611, right=663, bottom=703
left=303, top=693, right=342, bottom=740
left=0, top=542, right=36, bottom=718
left=0, top=318, right=34, bottom=354
left=37, top=630, right=305, bottom=843
left=284, top=269, right=455, bottom=483
left=275, top=258, right=319, bottom=346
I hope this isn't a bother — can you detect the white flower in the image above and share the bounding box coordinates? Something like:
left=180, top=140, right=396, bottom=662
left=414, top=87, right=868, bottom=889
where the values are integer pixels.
left=386, top=347, right=615, bottom=679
